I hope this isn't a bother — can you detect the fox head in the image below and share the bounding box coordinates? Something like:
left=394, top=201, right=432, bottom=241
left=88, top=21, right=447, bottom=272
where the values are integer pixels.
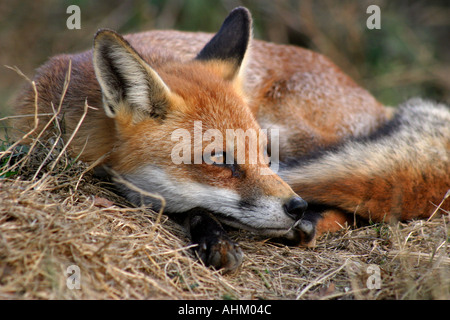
left=92, top=7, right=307, bottom=236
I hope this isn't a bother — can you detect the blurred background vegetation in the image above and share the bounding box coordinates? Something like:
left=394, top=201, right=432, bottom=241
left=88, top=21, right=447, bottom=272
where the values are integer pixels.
left=1, top=0, right=449, bottom=121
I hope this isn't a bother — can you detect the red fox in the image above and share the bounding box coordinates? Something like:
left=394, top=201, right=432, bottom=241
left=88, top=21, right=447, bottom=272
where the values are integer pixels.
left=13, top=7, right=449, bottom=271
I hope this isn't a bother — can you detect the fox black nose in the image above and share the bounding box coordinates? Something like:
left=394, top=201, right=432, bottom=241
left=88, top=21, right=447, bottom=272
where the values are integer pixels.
left=284, top=196, right=308, bottom=221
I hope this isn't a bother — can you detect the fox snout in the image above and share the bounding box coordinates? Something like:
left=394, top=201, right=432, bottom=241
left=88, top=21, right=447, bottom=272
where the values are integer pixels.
left=283, top=196, right=308, bottom=221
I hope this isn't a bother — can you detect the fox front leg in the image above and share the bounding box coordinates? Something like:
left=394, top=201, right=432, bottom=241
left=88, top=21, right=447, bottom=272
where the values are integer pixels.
left=183, top=208, right=243, bottom=272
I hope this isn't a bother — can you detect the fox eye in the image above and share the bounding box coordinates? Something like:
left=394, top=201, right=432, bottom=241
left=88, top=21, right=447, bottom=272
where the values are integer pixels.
left=203, top=151, right=227, bottom=166
left=206, top=151, right=242, bottom=178
left=207, top=151, right=226, bottom=166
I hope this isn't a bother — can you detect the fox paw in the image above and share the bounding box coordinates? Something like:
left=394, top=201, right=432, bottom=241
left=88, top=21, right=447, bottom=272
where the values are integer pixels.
left=195, top=234, right=243, bottom=273
left=294, top=219, right=317, bottom=247
left=281, top=218, right=318, bottom=247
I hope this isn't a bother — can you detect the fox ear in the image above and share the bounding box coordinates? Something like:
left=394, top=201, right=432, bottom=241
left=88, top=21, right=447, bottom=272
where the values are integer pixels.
left=196, top=7, right=252, bottom=79
left=93, top=29, right=170, bottom=119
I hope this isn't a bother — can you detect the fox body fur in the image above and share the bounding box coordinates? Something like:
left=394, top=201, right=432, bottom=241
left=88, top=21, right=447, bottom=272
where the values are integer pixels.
left=13, top=8, right=449, bottom=270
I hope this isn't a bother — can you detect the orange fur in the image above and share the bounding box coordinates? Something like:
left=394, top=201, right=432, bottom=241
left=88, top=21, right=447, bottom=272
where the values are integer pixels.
left=316, top=210, right=353, bottom=236
left=12, top=16, right=449, bottom=241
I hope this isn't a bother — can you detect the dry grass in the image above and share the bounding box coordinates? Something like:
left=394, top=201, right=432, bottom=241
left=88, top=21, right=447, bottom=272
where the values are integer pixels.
left=0, top=74, right=449, bottom=300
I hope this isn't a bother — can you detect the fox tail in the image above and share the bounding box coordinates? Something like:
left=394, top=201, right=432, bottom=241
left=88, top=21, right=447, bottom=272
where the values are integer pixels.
left=279, top=98, right=450, bottom=223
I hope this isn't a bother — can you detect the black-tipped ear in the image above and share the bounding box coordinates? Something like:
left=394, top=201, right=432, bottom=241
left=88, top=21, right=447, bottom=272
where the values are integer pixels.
left=196, top=7, right=252, bottom=76
left=93, top=29, right=171, bottom=120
